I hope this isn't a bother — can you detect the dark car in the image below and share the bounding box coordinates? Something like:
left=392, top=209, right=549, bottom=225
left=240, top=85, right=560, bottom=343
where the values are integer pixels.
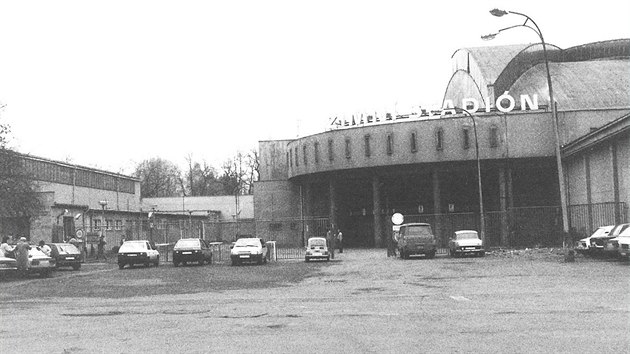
left=396, top=223, right=437, bottom=259
left=118, top=240, right=160, bottom=269
left=172, top=238, right=213, bottom=266
left=49, top=243, right=82, bottom=270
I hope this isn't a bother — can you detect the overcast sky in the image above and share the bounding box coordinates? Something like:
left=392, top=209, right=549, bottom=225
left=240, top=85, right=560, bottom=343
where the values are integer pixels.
left=1, top=0, right=628, bottom=174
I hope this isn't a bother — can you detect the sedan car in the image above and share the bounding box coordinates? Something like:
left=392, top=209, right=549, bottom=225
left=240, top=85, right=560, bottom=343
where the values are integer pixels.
left=449, top=230, right=485, bottom=257
left=591, top=223, right=630, bottom=256
left=305, top=237, right=330, bottom=262
left=611, top=227, right=630, bottom=260
left=48, top=243, right=82, bottom=270
left=0, top=256, right=17, bottom=276
left=27, top=247, right=56, bottom=277
left=230, top=237, right=267, bottom=266
left=118, top=240, right=160, bottom=269
left=576, top=225, right=614, bottom=255
left=172, top=238, right=213, bottom=267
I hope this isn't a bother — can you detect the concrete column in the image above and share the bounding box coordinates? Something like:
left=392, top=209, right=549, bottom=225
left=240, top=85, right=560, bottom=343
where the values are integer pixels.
left=302, top=182, right=312, bottom=244
left=585, top=155, right=593, bottom=233
left=328, top=179, right=337, bottom=232
left=499, top=167, right=509, bottom=247
left=432, top=169, right=442, bottom=243
left=372, top=175, right=382, bottom=247
left=611, top=143, right=621, bottom=224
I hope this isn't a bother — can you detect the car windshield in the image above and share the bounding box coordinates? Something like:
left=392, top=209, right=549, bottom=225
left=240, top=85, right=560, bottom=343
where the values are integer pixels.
left=308, top=239, right=326, bottom=247
left=455, top=232, right=479, bottom=240
left=234, top=239, right=259, bottom=247
left=119, top=242, right=147, bottom=252
left=405, top=225, right=432, bottom=236
left=56, top=244, right=80, bottom=254
left=174, top=239, right=200, bottom=249
left=591, top=226, right=613, bottom=238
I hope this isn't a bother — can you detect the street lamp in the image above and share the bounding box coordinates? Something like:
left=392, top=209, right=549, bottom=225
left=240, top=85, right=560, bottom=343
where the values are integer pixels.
left=482, top=9, right=570, bottom=244
left=453, top=107, right=485, bottom=246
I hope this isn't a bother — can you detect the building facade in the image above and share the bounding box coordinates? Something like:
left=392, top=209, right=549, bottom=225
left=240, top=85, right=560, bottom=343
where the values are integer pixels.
left=254, top=39, right=630, bottom=247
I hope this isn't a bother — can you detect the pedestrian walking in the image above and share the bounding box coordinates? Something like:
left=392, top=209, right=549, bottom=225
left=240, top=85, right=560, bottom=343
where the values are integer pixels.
left=96, top=235, right=107, bottom=260
left=337, top=230, right=343, bottom=253
left=0, top=236, right=15, bottom=258
left=327, top=229, right=336, bottom=259
left=15, top=237, right=30, bottom=276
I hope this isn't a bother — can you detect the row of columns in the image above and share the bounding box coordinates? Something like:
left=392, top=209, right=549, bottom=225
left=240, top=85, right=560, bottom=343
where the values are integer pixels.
left=310, top=166, right=514, bottom=247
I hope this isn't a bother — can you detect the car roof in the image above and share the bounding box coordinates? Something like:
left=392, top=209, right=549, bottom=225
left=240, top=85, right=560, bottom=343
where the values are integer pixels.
left=455, top=230, right=478, bottom=234
left=400, top=223, right=430, bottom=227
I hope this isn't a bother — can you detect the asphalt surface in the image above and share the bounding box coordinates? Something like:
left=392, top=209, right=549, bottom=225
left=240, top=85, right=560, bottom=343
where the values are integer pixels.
left=1, top=249, right=628, bottom=353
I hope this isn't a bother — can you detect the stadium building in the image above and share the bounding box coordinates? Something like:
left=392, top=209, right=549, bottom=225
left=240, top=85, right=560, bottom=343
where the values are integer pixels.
left=254, top=39, right=630, bottom=248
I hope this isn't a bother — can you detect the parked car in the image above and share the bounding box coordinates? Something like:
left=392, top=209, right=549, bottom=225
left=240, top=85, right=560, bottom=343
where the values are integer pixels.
left=48, top=243, right=82, bottom=270
left=576, top=225, right=614, bottom=254
left=395, top=223, right=437, bottom=259
left=173, top=238, right=213, bottom=267
left=118, top=240, right=160, bottom=269
left=591, top=223, right=630, bottom=256
left=611, top=227, right=630, bottom=260
left=230, top=237, right=267, bottom=266
left=27, top=247, right=56, bottom=277
left=449, top=230, right=485, bottom=257
left=0, top=256, right=17, bottom=276
left=305, top=237, right=330, bottom=262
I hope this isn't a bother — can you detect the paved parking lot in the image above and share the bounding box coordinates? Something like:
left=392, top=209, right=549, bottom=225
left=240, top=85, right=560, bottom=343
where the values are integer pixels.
left=1, top=249, right=628, bottom=353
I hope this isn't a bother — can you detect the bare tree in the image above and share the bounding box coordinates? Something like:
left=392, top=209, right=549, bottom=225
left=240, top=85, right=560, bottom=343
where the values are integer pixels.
left=133, top=158, right=183, bottom=198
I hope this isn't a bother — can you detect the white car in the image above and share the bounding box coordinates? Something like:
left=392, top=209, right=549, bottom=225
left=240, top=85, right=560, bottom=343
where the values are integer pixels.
left=449, top=230, right=485, bottom=257
left=230, top=238, right=267, bottom=266
left=117, top=240, right=160, bottom=269
left=305, top=237, right=330, bottom=262
left=576, top=225, right=614, bottom=254
left=27, top=247, right=56, bottom=277
left=611, top=227, right=630, bottom=260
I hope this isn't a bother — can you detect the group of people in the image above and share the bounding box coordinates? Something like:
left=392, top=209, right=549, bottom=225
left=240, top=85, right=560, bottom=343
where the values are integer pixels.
left=326, top=229, right=344, bottom=259
left=1, top=236, right=33, bottom=273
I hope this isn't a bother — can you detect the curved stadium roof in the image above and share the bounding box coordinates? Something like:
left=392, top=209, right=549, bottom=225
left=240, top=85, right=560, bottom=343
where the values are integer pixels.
left=444, top=39, right=630, bottom=111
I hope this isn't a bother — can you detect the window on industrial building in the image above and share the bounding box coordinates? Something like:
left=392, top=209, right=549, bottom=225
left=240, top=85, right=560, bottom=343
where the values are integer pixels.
left=94, top=219, right=101, bottom=231
left=289, top=149, right=293, bottom=167
left=386, top=134, right=394, bottom=155
left=314, top=142, right=320, bottom=164
left=462, top=128, right=471, bottom=150
left=489, top=125, right=499, bottom=147
left=436, top=128, right=444, bottom=150
left=328, top=139, right=334, bottom=162
left=364, top=135, right=371, bottom=157
left=410, top=132, right=417, bottom=152
left=303, top=145, right=308, bottom=165
left=115, top=220, right=123, bottom=231
left=286, top=152, right=289, bottom=167
left=295, top=147, right=299, bottom=166
left=345, top=138, right=351, bottom=159
left=106, top=219, right=113, bottom=231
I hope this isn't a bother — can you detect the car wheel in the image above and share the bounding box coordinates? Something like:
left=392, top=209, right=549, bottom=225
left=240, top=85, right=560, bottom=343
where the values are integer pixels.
left=199, top=259, right=205, bottom=266
left=478, top=251, right=485, bottom=257
left=155, top=256, right=160, bottom=266
left=305, top=257, right=309, bottom=262
left=72, top=263, right=81, bottom=271
left=145, top=262, right=150, bottom=268
left=173, top=261, right=179, bottom=267
left=427, top=251, right=436, bottom=259
left=231, top=259, right=238, bottom=266
left=40, top=270, right=52, bottom=278
left=118, top=263, right=125, bottom=269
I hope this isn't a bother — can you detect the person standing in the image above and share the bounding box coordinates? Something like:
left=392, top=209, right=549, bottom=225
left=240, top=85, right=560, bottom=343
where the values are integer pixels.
left=337, top=230, right=343, bottom=253
left=15, top=237, right=30, bottom=276
left=38, top=240, right=52, bottom=257
left=327, top=229, right=336, bottom=260
left=96, top=235, right=107, bottom=260
left=0, top=236, right=15, bottom=258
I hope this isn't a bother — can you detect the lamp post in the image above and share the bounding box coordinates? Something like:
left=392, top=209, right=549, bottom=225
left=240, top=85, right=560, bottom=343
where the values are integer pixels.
left=482, top=9, right=570, bottom=245
left=454, top=107, right=485, bottom=246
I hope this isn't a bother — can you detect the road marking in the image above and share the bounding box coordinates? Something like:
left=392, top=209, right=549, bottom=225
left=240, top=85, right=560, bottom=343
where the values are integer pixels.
left=450, top=295, right=471, bottom=302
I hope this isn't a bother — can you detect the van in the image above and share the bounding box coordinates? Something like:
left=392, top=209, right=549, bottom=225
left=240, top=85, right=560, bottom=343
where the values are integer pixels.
left=396, top=223, right=437, bottom=259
